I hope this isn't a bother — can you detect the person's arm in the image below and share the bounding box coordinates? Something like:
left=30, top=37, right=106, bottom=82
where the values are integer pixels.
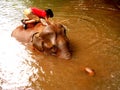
left=44, top=17, right=51, bottom=25
left=24, top=19, right=36, bottom=24
left=24, top=18, right=29, bottom=21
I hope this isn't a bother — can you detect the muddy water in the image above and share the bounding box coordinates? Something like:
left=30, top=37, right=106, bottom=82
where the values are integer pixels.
left=0, top=0, right=120, bottom=90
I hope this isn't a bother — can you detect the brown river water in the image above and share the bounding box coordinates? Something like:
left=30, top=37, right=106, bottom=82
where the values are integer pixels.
left=0, top=0, right=120, bottom=90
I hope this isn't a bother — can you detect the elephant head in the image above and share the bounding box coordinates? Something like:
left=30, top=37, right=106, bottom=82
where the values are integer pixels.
left=32, top=24, right=71, bottom=59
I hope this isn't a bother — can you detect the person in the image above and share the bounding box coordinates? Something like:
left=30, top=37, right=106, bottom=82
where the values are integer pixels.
left=21, top=7, right=54, bottom=29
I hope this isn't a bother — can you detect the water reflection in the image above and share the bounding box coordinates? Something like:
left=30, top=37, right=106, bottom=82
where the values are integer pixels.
left=0, top=31, right=35, bottom=89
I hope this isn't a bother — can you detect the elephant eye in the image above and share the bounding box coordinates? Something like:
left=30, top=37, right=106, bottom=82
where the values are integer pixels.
left=50, top=45, right=57, bottom=53
left=43, top=41, right=53, bottom=49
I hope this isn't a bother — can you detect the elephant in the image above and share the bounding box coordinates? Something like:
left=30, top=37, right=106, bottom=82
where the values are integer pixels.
left=11, top=23, right=45, bottom=43
left=11, top=23, right=72, bottom=60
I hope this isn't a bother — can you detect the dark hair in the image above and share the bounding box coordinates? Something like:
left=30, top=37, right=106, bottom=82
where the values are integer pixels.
left=45, top=9, right=54, bottom=18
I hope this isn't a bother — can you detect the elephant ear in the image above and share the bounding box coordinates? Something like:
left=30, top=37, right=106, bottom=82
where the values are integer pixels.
left=32, top=32, right=44, bottom=51
left=53, top=24, right=67, bottom=38
left=56, top=24, right=70, bottom=43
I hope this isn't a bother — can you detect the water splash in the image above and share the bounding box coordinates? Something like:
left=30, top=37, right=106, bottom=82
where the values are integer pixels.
left=0, top=31, right=37, bottom=89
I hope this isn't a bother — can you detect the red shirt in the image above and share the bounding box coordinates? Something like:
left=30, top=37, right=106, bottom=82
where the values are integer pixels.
left=31, top=7, right=47, bottom=18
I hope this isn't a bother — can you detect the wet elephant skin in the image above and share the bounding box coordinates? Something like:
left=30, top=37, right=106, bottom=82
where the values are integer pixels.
left=11, top=23, right=71, bottom=60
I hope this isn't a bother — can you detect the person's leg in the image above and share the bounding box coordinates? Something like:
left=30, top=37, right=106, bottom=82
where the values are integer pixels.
left=24, top=19, right=36, bottom=24
left=22, top=9, right=40, bottom=29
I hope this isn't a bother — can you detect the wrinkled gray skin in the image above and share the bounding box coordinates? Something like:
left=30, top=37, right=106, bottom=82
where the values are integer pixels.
left=11, top=23, right=71, bottom=60
left=32, top=24, right=71, bottom=60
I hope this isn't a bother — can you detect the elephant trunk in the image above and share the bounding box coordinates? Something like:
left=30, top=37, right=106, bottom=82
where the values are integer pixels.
left=57, top=35, right=71, bottom=60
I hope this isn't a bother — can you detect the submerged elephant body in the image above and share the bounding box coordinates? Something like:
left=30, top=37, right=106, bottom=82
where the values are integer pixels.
left=11, top=23, right=71, bottom=59
left=11, top=23, right=45, bottom=43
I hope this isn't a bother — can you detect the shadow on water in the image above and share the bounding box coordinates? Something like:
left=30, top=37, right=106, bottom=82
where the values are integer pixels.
left=0, top=0, right=120, bottom=90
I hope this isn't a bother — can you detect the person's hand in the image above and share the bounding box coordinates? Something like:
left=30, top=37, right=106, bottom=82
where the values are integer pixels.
left=40, top=19, right=48, bottom=26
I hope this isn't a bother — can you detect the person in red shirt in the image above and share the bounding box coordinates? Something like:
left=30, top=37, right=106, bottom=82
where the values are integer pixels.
left=21, top=7, right=54, bottom=29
